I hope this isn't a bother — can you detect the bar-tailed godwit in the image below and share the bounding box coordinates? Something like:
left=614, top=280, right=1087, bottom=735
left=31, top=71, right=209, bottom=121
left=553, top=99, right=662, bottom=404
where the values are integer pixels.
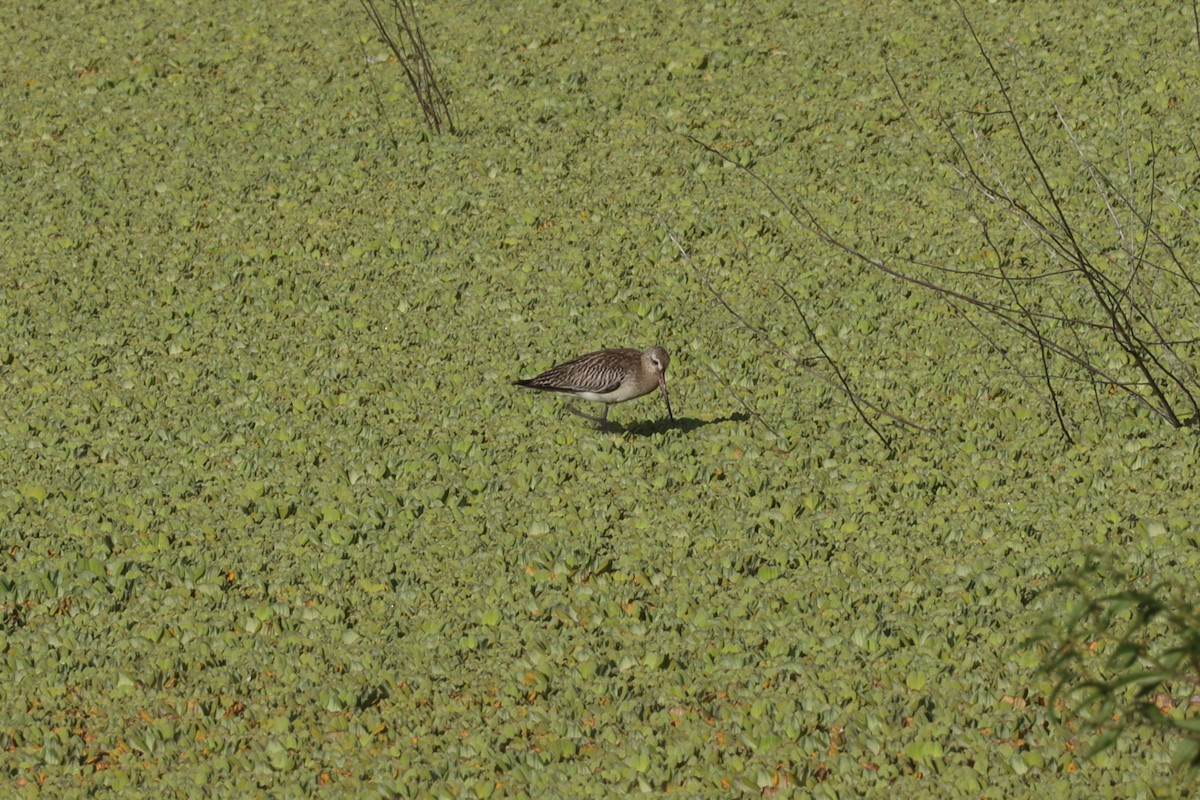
left=514, top=345, right=673, bottom=428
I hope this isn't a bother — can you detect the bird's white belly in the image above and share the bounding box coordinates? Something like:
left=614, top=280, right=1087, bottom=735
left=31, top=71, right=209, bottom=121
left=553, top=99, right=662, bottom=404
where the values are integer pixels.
left=581, top=382, right=653, bottom=404
left=575, top=388, right=623, bottom=403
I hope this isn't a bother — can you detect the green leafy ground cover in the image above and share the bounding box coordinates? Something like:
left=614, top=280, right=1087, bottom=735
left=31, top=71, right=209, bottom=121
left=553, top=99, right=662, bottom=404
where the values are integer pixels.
left=3, top=0, right=1199, bottom=796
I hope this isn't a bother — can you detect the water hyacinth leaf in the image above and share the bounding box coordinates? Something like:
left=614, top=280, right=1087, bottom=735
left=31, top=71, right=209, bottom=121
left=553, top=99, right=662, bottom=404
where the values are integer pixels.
left=240, top=481, right=266, bottom=501
left=1173, top=738, right=1200, bottom=771
left=3, top=0, right=1199, bottom=794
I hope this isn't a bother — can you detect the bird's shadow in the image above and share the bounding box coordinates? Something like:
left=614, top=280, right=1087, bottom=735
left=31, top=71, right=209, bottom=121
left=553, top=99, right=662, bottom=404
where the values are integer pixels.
left=613, top=412, right=749, bottom=436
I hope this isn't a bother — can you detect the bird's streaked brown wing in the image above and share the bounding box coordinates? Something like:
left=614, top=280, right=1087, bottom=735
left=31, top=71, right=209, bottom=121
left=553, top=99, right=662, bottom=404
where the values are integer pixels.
left=514, top=349, right=638, bottom=394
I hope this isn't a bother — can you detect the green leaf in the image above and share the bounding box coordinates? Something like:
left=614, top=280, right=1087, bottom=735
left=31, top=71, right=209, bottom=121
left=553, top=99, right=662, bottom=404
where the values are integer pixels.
left=1172, top=738, right=1200, bottom=771
left=19, top=483, right=47, bottom=504
left=1085, top=728, right=1122, bottom=760
left=241, top=481, right=266, bottom=500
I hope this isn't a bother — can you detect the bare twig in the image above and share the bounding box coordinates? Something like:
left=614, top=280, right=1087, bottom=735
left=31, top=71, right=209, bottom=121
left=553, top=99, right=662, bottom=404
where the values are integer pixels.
left=1194, top=0, right=1200, bottom=60
left=981, top=215, right=1074, bottom=441
left=659, top=216, right=929, bottom=450
left=682, top=7, right=1200, bottom=437
left=877, top=8, right=1200, bottom=433
left=699, top=360, right=785, bottom=440
left=685, top=130, right=1171, bottom=424
left=956, top=2, right=1185, bottom=426
left=773, top=281, right=896, bottom=450
left=359, top=0, right=456, bottom=135
left=357, top=37, right=399, bottom=149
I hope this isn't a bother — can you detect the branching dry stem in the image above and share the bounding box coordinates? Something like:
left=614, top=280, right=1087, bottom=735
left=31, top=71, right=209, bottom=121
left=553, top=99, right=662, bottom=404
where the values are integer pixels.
left=659, top=217, right=929, bottom=453
left=359, top=0, right=456, bottom=135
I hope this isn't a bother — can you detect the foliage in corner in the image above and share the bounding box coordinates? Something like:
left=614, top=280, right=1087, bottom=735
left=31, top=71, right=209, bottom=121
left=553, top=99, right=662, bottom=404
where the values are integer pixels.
left=1033, top=553, right=1200, bottom=773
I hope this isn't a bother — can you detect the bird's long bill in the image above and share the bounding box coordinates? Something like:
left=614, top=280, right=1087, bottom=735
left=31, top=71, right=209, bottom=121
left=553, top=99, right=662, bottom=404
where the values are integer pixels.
left=658, top=374, right=674, bottom=420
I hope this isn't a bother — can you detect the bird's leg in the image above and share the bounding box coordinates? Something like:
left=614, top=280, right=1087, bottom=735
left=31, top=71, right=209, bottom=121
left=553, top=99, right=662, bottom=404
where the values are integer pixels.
left=567, top=404, right=604, bottom=423
left=567, top=403, right=615, bottom=431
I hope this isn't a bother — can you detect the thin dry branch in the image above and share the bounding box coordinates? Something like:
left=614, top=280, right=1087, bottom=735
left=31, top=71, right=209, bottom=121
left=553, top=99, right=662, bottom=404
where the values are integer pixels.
left=1195, top=0, right=1200, bottom=60
left=683, top=131, right=1167, bottom=424
left=980, top=216, right=1074, bottom=441
left=955, top=2, right=1185, bottom=426
left=685, top=5, right=1200, bottom=436
left=659, top=216, right=929, bottom=449
left=360, top=0, right=456, bottom=135
left=773, top=281, right=897, bottom=449
left=872, top=6, right=1200, bottom=431
left=699, top=360, right=785, bottom=440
